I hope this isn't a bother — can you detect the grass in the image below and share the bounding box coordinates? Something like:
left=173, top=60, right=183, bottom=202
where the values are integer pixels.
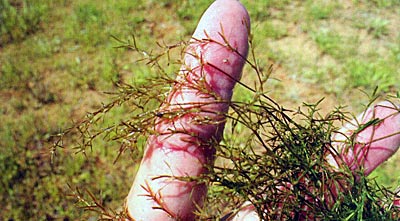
left=0, top=0, right=50, bottom=45
left=305, top=0, right=338, bottom=20
left=312, top=27, right=345, bottom=58
left=345, top=59, right=398, bottom=92
left=0, top=0, right=399, bottom=220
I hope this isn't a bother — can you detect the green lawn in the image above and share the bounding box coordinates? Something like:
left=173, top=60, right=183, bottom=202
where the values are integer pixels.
left=1, top=0, right=399, bottom=220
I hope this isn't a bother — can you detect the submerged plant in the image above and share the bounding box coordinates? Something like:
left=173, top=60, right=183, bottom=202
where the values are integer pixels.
left=52, top=0, right=400, bottom=220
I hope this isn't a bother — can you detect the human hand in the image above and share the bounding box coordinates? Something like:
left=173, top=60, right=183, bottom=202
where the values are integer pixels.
left=124, top=1, right=400, bottom=220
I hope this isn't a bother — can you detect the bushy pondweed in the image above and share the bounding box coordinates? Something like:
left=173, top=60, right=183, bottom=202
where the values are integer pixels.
left=53, top=29, right=400, bottom=220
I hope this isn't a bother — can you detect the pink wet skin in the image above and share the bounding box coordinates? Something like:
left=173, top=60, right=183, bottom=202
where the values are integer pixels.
left=125, top=0, right=250, bottom=220
left=330, top=101, right=400, bottom=176
left=230, top=202, right=260, bottom=221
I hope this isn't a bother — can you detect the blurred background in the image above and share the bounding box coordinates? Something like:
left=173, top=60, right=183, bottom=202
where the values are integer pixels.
left=1, top=0, right=399, bottom=220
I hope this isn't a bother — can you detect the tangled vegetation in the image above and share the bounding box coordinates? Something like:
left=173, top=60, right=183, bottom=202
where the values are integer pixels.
left=1, top=0, right=399, bottom=220
left=54, top=32, right=400, bottom=220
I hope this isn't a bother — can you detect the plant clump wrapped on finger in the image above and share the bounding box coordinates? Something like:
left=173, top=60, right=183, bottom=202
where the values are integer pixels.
left=125, top=0, right=250, bottom=220
left=226, top=100, right=400, bottom=221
